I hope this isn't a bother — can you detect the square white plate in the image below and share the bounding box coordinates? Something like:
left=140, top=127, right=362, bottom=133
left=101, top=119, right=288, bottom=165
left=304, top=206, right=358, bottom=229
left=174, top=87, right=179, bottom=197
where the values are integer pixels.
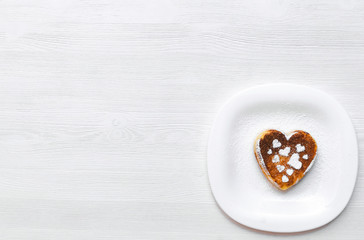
left=208, top=84, right=358, bottom=233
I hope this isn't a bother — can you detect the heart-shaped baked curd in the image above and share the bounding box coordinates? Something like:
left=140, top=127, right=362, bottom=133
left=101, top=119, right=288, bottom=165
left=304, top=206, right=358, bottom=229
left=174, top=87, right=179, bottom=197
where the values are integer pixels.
left=254, top=130, right=317, bottom=190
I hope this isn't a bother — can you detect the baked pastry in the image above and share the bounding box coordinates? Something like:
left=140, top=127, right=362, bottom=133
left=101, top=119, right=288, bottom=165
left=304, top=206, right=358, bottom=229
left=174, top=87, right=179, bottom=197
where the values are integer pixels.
left=254, top=129, right=317, bottom=190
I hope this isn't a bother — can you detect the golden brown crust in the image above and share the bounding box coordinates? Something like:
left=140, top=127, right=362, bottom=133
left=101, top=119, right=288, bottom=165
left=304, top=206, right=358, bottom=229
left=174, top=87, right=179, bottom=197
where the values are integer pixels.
left=254, top=129, right=317, bottom=190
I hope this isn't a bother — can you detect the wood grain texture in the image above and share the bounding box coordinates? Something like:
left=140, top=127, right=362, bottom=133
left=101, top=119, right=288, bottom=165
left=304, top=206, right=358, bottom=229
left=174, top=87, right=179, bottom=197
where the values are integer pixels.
left=0, top=0, right=363, bottom=239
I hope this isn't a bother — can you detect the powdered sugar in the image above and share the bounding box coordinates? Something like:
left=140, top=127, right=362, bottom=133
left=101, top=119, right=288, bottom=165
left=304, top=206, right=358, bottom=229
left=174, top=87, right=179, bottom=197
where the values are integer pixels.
left=286, top=169, right=294, bottom=176
left=279, top=147, right=291, bottom=156
left=305, top=154, right=317, bottom=175
left=285, top=132, right=297, bottom=140
left=296, top=144, right=305, bottom=152
left=267, top=149, right=272, bottom=154
left=287, top=153, right=302, bottom=170
left=272, top=139, right=281, bottom=148
left=282, top=175, right=289, bottom=183
left=272, top=155, right=280, bottom=163
left=276, top=165, right=285, bottom=172
left=255, top=139, right=270, bottom=176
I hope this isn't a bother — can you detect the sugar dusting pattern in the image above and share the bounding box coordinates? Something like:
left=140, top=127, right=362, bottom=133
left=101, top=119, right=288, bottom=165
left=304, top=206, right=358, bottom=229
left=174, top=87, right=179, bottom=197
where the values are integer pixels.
left=282, top=175, right=289, bottom=182
left=286, top=169, right=294, bottom=176
left=279, top=147, right=290, bottom=156
left=255, top=131, right=316, bottom=188
left=276, top=165, right=285, bottom=172
left=272, top=155, right=280, bottom=163
left=255, top=139, right=271, bottom=176
left=272, top=139, right=281, bottom=148
left=296, top=144, right=305, bottom=152
left=287, top=153, right=302, bottom=170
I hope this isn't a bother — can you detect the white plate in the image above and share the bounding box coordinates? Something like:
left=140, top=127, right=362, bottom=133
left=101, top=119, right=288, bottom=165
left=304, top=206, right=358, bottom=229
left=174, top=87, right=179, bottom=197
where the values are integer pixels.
left=208, top=84, right=358, bottom=233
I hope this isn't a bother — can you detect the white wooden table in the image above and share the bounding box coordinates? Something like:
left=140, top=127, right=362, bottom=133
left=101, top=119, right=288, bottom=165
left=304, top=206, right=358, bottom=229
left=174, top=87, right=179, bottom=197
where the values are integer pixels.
left=0, top=0, right=363, bottom=239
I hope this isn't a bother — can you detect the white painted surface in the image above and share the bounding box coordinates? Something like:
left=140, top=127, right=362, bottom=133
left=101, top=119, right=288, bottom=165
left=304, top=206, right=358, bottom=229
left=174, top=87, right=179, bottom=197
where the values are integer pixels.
left=0, top=0, right=363, bottom=239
